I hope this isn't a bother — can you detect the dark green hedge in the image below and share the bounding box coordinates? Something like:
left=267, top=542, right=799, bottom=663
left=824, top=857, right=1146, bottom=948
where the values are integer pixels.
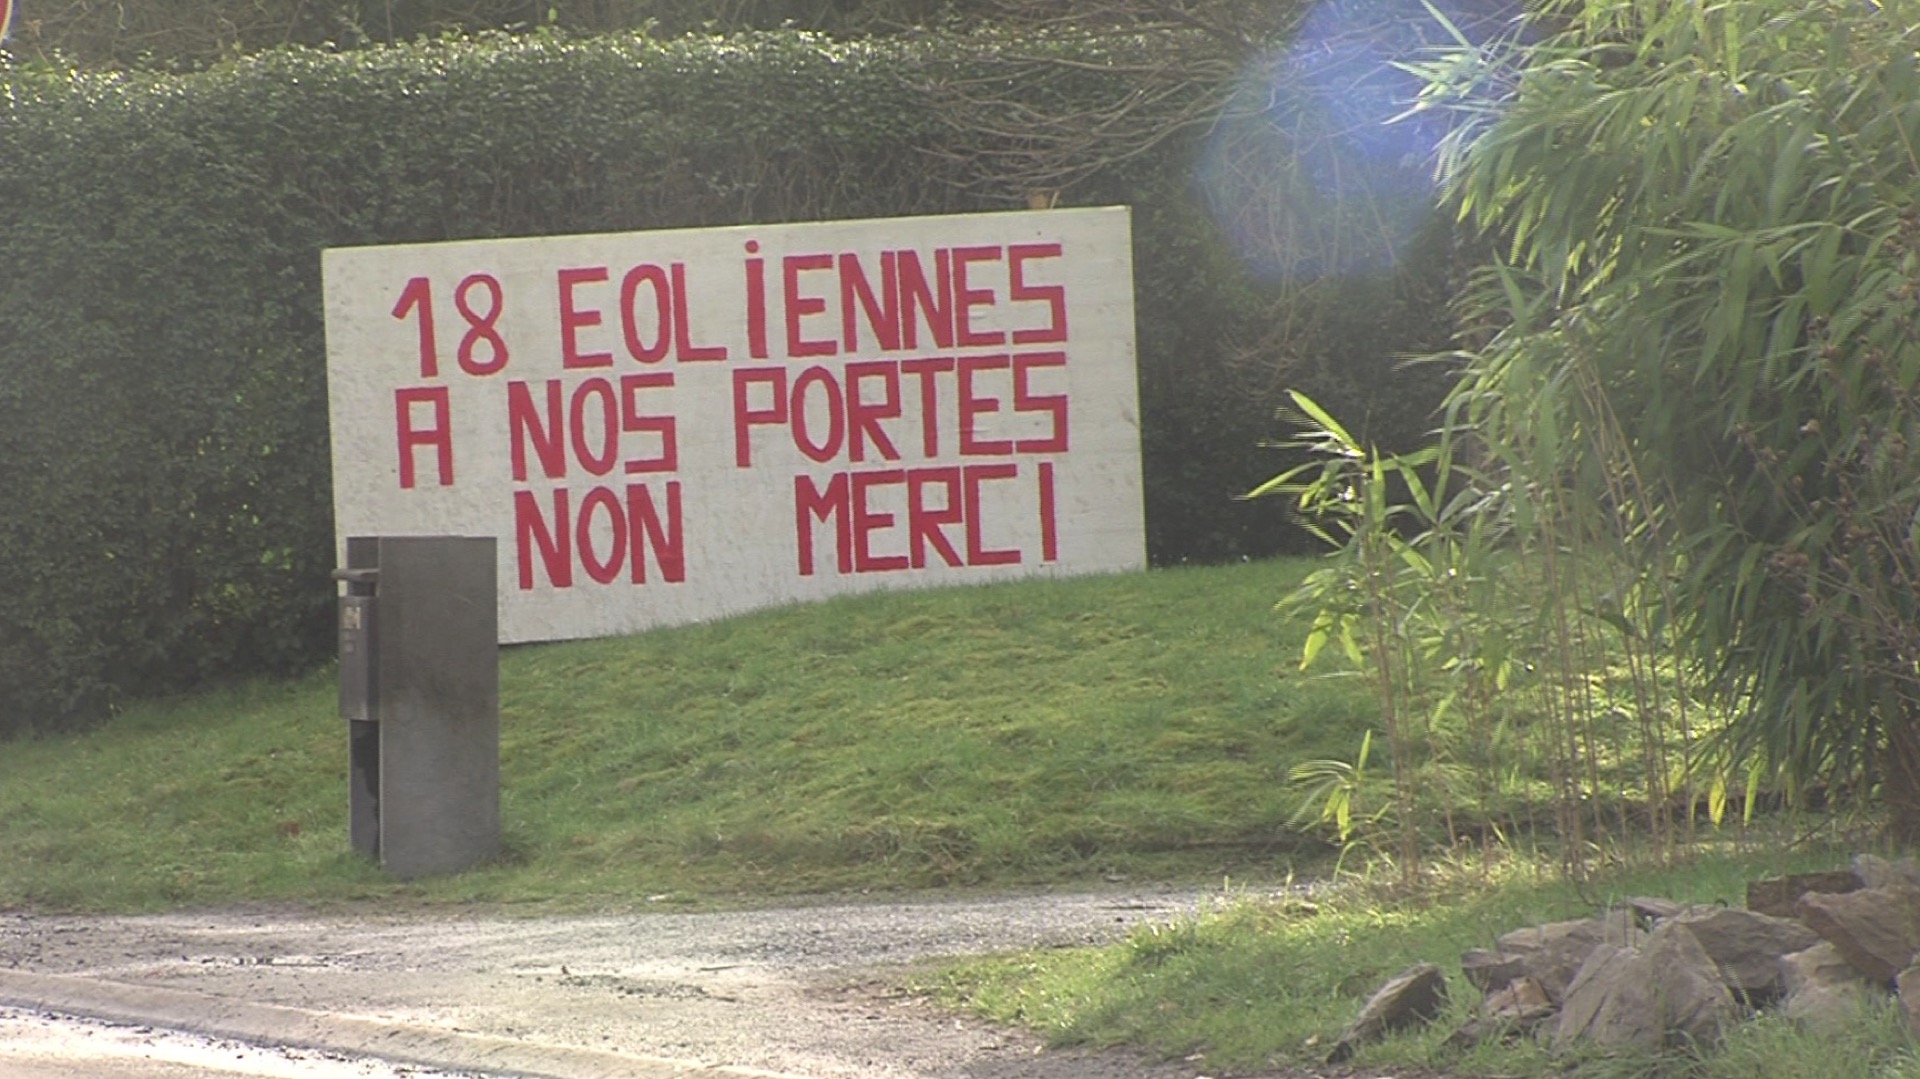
left=8, top=1, right=1126, bottom=70
left=0, top=30, right=1454, bottom=734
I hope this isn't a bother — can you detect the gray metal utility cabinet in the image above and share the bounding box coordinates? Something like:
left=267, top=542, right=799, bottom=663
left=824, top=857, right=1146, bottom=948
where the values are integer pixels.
left=334, top=536, right=500, bottom=879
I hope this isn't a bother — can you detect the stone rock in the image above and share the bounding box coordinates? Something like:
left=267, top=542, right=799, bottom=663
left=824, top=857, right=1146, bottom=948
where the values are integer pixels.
left=1782, top=941, right=1875, bottom=1033
left=1796, top=885, right=1920, bottom=985
left=1626, top=896, right=1686, bottom=926
left=1497, top=910, right=1641, bottom=1004
left=1461, top=948, right=1526, bottom=994
left=1854, top=854, right=1920, bottom=891
left=1551, top=944, right=1641, bottom=1052
left=1446, top=975, right=1554, bottom=1050
left=1485, top=974, right=1554, bottom=1018
left=1552, top=922, right=1735, bottom=1054
left=1327, top=963, right=1449, bottom=1064
left=1747, top=870, right=1863, bottom=919
left=1667, top=906, right=1820, bottom=1001
left=1897, top=961, right=1920, bottom=1038
left=1636, top=921, right=1739, bottom=1046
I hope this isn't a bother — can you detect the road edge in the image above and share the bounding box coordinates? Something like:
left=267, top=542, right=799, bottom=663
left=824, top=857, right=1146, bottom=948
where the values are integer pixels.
left=0, top=968, right=812, bottom=1079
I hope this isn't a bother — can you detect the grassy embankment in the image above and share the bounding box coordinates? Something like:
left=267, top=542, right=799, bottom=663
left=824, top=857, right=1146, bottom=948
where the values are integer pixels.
left=0, top=557, right=1362, bottom=910
left=0, top=555, right=1883, bottom=1077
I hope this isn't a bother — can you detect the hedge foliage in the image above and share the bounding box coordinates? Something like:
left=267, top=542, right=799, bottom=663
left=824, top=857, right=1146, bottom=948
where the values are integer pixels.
left=6, top=0, right=1099, bottom=68
left=0, top=29, right=1456, bottom=734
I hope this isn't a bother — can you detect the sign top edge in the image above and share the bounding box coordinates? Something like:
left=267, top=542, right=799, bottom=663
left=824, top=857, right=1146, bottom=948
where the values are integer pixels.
left=322, top=205, right=1132, bottom=260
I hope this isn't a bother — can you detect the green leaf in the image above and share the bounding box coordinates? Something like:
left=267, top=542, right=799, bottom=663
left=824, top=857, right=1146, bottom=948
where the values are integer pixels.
left=1338, top=615, right=1366, bottom=667
left=1743, top=757, right=1766, bottom=824
left=1286, top=391, right=1361, bottom=458
left=1302, top=609, right=1338, bottom=672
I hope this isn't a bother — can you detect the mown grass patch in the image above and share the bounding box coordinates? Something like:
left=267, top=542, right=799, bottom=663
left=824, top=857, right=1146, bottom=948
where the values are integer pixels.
left=0, top=558, right=1349, bottom=911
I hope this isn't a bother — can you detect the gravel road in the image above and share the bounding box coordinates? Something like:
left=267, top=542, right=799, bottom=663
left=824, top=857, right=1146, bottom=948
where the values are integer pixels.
left=0, top=887, right=1332, bottom=1079
left=0, top=1006, right=486, bottom=1079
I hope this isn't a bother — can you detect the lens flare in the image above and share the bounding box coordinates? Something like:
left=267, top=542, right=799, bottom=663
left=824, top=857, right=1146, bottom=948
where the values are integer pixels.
left=1197, top=0, right=1513, bottom=280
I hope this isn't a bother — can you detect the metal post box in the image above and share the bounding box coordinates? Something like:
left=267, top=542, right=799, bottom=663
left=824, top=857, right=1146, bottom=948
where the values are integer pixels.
left=334, top=569, right=379, bottom=723
left=331, top=538, right=498, bottom=879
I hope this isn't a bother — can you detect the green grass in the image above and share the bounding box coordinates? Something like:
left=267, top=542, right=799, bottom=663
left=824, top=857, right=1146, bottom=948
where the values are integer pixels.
left=0, top=557, right=1361, bottom=911
left=4, top=554, right=1900, bottom=1077
left=926, top=838, right=1907, bottom=1078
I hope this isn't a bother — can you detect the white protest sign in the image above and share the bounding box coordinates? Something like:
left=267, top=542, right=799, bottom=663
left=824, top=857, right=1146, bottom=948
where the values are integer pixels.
left=324, top=207, right=1143, bottom=643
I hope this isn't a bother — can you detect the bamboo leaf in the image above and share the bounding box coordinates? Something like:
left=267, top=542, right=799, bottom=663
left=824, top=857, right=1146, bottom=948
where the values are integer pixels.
left=1286, top=390, right=1360, bottom=457
left=1338, top=616, right=1366, bottom=667
left=1302, top=609, right=1337, bottom=672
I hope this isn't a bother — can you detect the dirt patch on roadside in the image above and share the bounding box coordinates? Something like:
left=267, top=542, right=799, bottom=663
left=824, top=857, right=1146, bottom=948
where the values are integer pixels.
left=0, top=888, right=1354, bottom=1078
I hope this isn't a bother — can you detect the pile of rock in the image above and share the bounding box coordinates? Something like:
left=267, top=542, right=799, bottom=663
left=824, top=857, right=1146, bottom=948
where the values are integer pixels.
left=1328, top=854, right=1920, bottom=1063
